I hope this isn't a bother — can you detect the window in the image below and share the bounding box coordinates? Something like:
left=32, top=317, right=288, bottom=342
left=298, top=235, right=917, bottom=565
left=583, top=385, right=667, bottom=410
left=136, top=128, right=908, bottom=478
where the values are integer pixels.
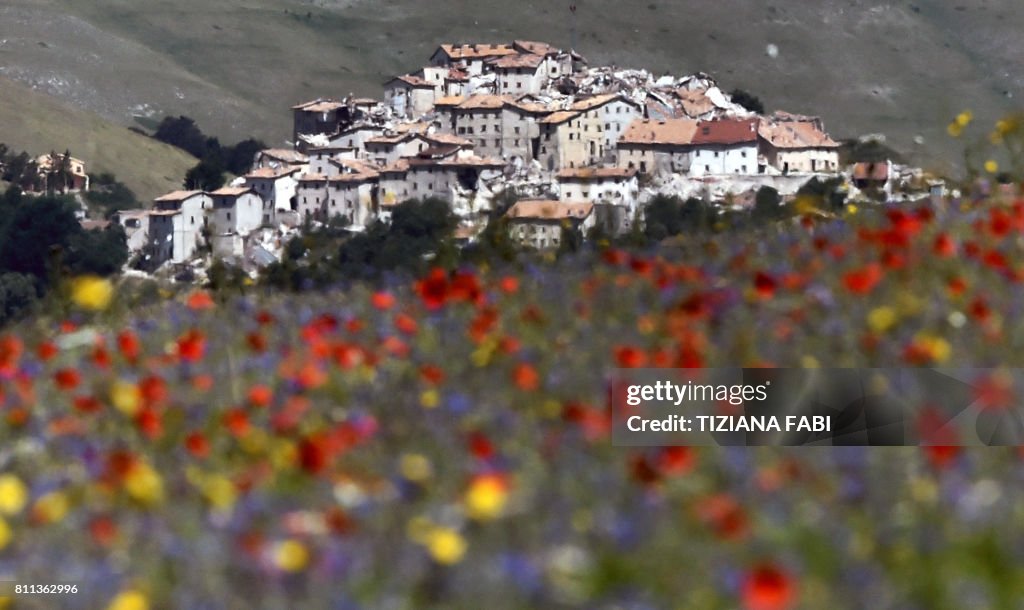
left=714, top=151, right=719, bottom=158
left=494, top=139, right=500, bottom=147
left=481, top=124, right=487, bottom=133
left=514, top=126, right=520, bottom=134
left=741, top=151, right=747, bottom=158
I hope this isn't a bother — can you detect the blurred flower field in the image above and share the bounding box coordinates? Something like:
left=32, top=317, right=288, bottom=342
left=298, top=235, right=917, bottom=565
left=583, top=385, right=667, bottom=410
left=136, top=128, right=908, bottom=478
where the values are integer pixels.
left=4, top=196, right=1024, bottom=609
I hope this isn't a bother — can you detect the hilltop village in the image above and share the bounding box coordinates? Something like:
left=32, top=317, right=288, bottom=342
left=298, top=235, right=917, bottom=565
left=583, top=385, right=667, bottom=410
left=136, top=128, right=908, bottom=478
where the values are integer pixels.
left=85, top=41, right=939, bottom=273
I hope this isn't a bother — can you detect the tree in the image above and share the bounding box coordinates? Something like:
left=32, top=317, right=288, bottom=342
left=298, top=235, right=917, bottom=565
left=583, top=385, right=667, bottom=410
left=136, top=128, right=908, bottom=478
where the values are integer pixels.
left=184, top=156, right=227, bottom=191
left=0, top=272, right=37, bottom=326
left=224, top=138, right=267, bottom=176
left=0, top=195, right=81, bottom=283
left=66, top=225, right=129, bottom=277
left=644, top=194, right=684, bottom=239
left=752, top=186, right=787, bottom=221
left=730, top=88, right=765, bottom=114
left=154, top=116, right=211, bottom=159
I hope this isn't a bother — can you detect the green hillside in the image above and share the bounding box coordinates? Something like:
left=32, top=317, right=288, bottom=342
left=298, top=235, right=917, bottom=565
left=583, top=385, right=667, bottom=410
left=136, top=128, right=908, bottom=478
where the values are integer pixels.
left=2, top=0, right=1022, bottom=173
left=0, top=75, right=196, bottom=201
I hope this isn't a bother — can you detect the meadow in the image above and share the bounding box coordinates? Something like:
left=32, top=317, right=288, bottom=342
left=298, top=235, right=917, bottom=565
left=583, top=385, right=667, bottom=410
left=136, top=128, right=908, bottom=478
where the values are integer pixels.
left=2, top=187, right=1024, bottom=608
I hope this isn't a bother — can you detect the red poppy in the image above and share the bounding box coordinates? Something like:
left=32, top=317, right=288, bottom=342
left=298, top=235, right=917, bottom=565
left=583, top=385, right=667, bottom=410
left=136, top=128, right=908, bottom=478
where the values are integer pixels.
left=54, top=368, right=81, bottom=391
left=657, top=446, right=696, bottom=476
left=394, top=313, right=419, bottom=336
left=498, top=276, right=520, bottom=294
left=512, top=362, right=540, bottom=391
left=248, top=385, right=273, bottom=408
left=371, top=291, right=396, bottom=310
left=933, top=233, right=956, bottom=258
left=139, top=375, right=168, bottom=406
left=223, top=408, right=250, bottom=438
left=417, top=268, right=449, bottom=310
left=73, top=395, right=103, bottom=414
left=186, top=291, right=216, bottom=310
left=629, top=453, right=661, bottom=486
left=185, top=431, right=210, bottom=458
left=298, top=435, right=328, bottom=474
left=695, top=493, right=748, bottom=541
left=36, top=341, right=58, bottom=362
left=89, top=516, right=118, bottom=547
left=177, top=329, right=207, bottom=363
left=753, top=271, right=777, bottom=299
left=614, top=345, right=648, bottom=369
left=420, top=364, right=445, bottom=386
left=116, top=330, right=140, bottom=362
left=842, top=263, right=883, bottom=295
left=741, top=564, right=797, bottom=610
left=448, top=271, right=483, bottom=305
left=467, top=431, right=495, bottom=460
left=246, top=332, right=267, bottom=353
left=0, top=336, right=23, bottom=376
left=135, top=407, right=163, bottom=440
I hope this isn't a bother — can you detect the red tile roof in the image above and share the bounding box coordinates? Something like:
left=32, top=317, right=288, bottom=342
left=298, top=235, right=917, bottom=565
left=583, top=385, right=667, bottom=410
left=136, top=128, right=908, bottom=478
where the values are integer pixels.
left=619, top=118, right=699, bottom=146
left=692, top=119, right=759, bottom=146
left=436, top=44, right=517, bottom=60
left=506, top=199, right=593, bottom=221
left=154, top=190, right=205, bottom=203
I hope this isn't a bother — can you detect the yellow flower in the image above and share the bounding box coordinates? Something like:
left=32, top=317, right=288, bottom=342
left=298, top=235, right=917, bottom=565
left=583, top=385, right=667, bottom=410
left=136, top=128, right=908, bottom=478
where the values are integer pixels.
left=399, top=453, right=433, bottom=483
left=425, top=527, right=467, bottom=565
left=124, top=462, right=164, bottom=506
left=867, top=306, right=898, bottom=333
left=273, top=539, right=310, bottom=572
left=0, top=475, right=28, bottom=515
left=464, top=475, right=509, bottom=521
left=70, top=276, right=113, bottom=311
left=33, top=491, right=69, bottom=524
left=913, top=334, right=952, bottom=364
left=846, top=204, right=858, bottom=215
left=946, top=122, right=963, bottom=138
left=984, top=159, right=999, bottom=174
left=110, top=381, right=141, bottom=416
left=106, top=590, right=148, bottom=610
left=0, top=516, right=11, bottom=550
left=955, top=111, right=973, bottom=127
left=420, top=389, right=439, bottom=409
left=201, top=475, right=237, bottom=513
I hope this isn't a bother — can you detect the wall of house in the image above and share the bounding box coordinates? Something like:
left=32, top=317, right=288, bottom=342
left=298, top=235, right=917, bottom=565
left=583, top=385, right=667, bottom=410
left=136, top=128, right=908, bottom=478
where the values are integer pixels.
left=690, top=143, right=758, bottom=176
left=500, top=108, right=542, bottom=163
left=296, top=181, right=327, bottom=220
left=769, top=148, right=840, bottom=174
left=246, top=175, right=298, bottom=221
left=325, top=181, right=376, bottom=230
left=379, top=173, right=412, bottom=207
left=496, top=66, right=544, bottom=95
left=558, top=176, right=639, bottom=210
left=454, top=109, right=503, bottom=158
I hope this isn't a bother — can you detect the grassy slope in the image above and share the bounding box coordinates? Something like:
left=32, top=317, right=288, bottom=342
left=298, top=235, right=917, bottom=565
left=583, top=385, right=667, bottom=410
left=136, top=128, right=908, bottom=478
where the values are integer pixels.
left=0, top=75, right=196, bottom=201
left=1, top=0, right=1021, bottom=174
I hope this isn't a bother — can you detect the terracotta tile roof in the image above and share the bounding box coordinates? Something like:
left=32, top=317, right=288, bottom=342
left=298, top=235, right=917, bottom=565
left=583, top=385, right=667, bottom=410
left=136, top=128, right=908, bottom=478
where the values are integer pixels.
left=245, top=167, right=302, bottom=180
left=385, top=74, right=434, bottom=88
left=446, top=69, right=470, bottom=82
left=328, top=172, right=377, bottom=184
left=512, top=40, right=558, bottom=56
left=439, top=154, right=505, bottom=168
left=507, top=98, right=554, bottom=114
left=148, top=209, right=181, bottom=217
left=489, top=53, right=545, bottom=70
left=692, top=119, right=759, bottom=146
left=366, top=132, right=418, bottom=145
left=380, top=159, right=411, bottom=174
left=540, top=110, right=581, bottom=125
left=154, top=190, right=205, bottom=203
left=557, top=167, right=638, bottom=180
left=81, top=219, right=111, bottom=231
left=758, top=120, right=839, bottom=149
left=619, top=118, right=699, bottom=146
left=423, top=133, right=474, bottom=147
left=210, top=186, right=256, bottom=197
left=434, top=95, right=466, bottom=107
left=437, top=44, right=517, bottom=61
left=506, top=199, right=594, bottom=221
left=333, top=158, right=381, bottom=176
left=457, top=94, right=510, bottom=110
left=297, top=173, right=329, bottom=183
left=571, top=93, right=625, bottom=111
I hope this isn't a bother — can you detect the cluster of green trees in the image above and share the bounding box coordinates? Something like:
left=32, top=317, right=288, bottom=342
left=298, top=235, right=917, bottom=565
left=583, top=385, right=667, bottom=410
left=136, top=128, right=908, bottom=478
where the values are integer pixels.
left=0, top=145, right=80, bottom=194
left=152, top=116, right=265, bottom=191
left=83, top=172, right=140, bottom=218
left=0, top=187, right=128, bottom=325
left=263, top=197, right=460, bottom=289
